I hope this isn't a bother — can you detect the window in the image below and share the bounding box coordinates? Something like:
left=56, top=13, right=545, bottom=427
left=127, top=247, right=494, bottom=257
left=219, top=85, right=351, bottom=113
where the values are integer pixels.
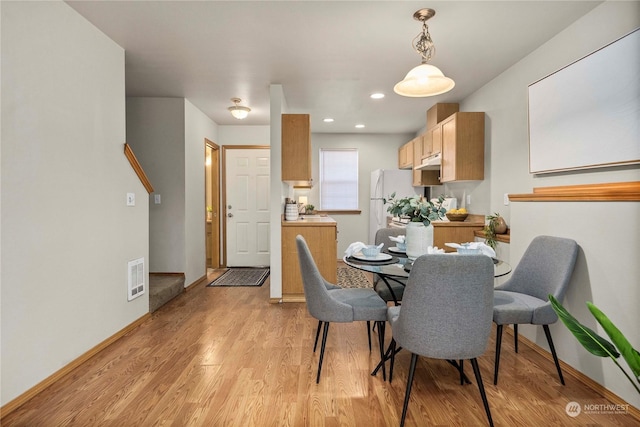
left=319, top=149, right=358, bottom=210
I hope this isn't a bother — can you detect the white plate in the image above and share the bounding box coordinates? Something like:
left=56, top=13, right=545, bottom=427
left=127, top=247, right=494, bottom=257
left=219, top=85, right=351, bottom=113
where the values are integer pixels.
left=352, top=252, right=393, bottom=262
left=388, top=247, right=406, bottom=254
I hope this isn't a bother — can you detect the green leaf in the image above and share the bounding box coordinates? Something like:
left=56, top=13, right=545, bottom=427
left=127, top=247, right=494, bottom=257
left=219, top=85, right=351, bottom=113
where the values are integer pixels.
left=588, top=302, right=640, bottom=379
left=549, top=296, right=620, bottom=358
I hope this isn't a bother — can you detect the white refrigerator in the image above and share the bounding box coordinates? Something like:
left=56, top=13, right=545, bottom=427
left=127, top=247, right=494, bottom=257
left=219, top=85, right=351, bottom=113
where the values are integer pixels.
left=369, top=169, right=421, bottom=244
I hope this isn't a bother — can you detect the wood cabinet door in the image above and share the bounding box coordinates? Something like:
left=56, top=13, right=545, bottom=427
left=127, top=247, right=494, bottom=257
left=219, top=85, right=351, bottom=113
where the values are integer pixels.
left=431, top=125, right=442, bottom=155
left=440, top=117, right=457, bottom=182
left=421, top=132, right=432, bottom=159
left=282, top=114, right=311, bottom=181
left=282, top=225, right=337, bottom=300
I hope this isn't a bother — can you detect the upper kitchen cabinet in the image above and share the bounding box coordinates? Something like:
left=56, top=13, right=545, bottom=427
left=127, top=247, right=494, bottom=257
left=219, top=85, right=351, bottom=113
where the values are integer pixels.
left=413, top=135, right=440, bottom=186
left=398, top=139, right=413, bottom=169
left=423, top=103, right=458, bottom=159
left=440, top=112, right=485, bottom=183
left=282, top=114, right=312, bottom=184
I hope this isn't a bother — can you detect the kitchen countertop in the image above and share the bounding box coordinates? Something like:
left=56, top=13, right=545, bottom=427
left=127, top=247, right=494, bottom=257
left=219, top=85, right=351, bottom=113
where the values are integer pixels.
left=432, top=213, right=485, bottom=227
left=281, top=215, right=336, bottom=226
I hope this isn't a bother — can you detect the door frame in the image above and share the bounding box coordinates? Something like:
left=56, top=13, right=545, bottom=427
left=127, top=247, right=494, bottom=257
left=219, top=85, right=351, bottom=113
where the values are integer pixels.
left=221, top=145, right=270, bottom=267
left=205, top=139, right=221, bottom=269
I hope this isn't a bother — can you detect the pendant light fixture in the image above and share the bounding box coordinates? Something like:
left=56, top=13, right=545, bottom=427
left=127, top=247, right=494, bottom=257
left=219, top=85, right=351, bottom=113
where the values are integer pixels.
left=228, top=98, right=251, bottom=119
left=394, top=8, right=455, bottom=97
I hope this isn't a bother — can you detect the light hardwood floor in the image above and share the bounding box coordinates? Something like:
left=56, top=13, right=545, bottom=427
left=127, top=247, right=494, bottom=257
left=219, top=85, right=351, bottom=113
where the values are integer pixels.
left=2, top=273, right=637, bottom=426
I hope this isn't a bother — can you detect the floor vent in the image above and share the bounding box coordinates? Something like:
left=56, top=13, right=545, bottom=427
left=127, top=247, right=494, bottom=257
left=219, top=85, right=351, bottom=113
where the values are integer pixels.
left=128, top=257, right=145, bottom=301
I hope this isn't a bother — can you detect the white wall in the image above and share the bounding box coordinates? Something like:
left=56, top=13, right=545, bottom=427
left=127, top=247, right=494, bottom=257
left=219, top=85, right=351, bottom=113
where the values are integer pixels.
left=218, top=125, right=270, bottom=146
left=127, top=98, right=218, bottom=286
left=304, top=133, right=413, bottom=255
left=1, top=1, right=148, bottom=405
left=127, top=98, right=186, bottom=274
left=184, top=100, right=219, bottom=285
left=459, top=1, right=640, bottom=407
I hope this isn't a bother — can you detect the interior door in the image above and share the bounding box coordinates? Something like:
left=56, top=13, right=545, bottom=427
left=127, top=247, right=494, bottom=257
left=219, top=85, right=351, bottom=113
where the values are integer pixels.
left=205, top=140, right=220, bottom=269
left=224, top=147, right=270, bottom=267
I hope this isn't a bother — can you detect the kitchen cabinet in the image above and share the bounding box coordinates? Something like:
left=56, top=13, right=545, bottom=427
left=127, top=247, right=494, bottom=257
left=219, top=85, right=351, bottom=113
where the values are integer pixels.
left=413, top=135, right=440, bottom=186
left=426, top=103, right=459, bottom=129
left=433, top=216, right=485, bottom=252
left=281, top=216, right=337, bottom=302
left=440, top=112, right=485, bottom=182
left=398, top=139, right=413, bottom=169
left=282, top=114, right=312, bottom=183
left=422, top=125, right=443, bottom=159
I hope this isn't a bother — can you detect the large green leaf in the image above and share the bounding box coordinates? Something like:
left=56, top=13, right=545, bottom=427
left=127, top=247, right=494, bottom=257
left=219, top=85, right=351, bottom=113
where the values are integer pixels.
left=549, top=296, right=619, bottom=358
left=588, top=302, right=640, bottom=380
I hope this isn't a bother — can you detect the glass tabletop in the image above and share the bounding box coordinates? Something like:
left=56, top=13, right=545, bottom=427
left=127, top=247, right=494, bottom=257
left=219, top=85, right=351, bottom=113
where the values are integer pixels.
left=343, top=253, right=512, bottom=279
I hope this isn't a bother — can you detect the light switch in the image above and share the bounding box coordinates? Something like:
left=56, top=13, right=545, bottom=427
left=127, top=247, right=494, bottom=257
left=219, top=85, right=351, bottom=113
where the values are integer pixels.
left=466, top=195, right=471, bottom=205
left=503, top=193, right=510, bottom=205
left=154, top=194, right=161, bottom=204
left=127, top=193, right=135, bottom=206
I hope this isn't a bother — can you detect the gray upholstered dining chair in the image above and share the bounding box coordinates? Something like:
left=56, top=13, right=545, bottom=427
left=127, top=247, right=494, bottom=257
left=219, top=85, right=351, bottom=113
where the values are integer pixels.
left=493, top=235, right=579, bottom=386
left=296, top=235, right=389, bottom=383
left=373, top=228, right=407, bottom=305
left=387, top=254, right=495, bottom=427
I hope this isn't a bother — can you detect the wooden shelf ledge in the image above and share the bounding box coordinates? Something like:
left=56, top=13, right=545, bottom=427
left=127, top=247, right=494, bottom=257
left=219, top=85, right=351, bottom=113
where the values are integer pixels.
left=474, top=229, right=511, bottom=244
left=509, top=181, right=640, bottom=202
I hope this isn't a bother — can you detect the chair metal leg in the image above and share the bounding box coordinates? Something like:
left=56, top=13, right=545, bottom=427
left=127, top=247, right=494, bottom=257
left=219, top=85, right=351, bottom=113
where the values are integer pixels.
left=494, top=324, right=503, bottom=385
left=459, top=359, right=464, bottom=385
left=316, top=322, right=330, bottom=384
left=389, top=339, right=397, bottom=383
left=313, top=320, right=323, bottom=353
left=471, top=358, right=495, bottom=427
left=367, top=321, right=372, bottom=352
left=400, top=353, right=418, bottom=427
left=376, top=321, right=386, bottom=381
left=543, top=324, right=565, bottom=385
left=514, top=324, right=519, bottom=353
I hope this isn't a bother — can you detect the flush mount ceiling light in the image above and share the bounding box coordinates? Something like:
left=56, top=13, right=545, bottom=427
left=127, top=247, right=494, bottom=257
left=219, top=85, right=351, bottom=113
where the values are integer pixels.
left=394, top=8, right=455, bottom=97
left=228, top=97, right=251, bottom=119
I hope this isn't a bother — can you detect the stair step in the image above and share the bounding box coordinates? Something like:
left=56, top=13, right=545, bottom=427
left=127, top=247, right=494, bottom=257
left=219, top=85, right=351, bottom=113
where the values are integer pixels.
left=149, top=273, right=185, bottom=312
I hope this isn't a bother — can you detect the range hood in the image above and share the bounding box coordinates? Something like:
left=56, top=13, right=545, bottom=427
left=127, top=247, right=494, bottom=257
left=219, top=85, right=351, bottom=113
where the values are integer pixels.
left=415, top=152, right=441, bottom=170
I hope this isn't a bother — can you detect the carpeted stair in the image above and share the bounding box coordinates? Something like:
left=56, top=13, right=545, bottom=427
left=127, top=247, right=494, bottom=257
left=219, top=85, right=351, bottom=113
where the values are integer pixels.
left=149, top=273, right=185, bottom=312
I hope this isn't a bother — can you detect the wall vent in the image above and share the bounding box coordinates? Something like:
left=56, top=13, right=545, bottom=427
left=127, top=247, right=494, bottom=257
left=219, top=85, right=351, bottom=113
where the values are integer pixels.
left=127, top=257, right=145, bottom=301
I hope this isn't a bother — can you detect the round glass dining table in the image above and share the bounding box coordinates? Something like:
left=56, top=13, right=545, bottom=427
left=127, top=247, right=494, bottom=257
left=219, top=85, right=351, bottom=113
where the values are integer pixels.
left=343, top=251, right=511, bottom=279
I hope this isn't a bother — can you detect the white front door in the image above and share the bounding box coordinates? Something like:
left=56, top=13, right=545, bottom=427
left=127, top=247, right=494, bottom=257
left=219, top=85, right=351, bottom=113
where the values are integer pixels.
left=225, top=148, right=270, bottom=267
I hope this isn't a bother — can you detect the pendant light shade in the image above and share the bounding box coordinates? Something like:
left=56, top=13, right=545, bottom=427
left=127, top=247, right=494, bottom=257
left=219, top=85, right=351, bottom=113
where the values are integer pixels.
left=394, top=8, right=455, bottom=97
left=228, top=98, right=251, bottom=119
left=393, top=63, right=455, bottom=97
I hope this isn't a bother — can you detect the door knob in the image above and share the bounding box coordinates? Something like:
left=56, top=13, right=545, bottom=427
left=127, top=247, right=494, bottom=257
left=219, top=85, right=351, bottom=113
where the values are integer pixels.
left=227, top=213, right=233, bottom=217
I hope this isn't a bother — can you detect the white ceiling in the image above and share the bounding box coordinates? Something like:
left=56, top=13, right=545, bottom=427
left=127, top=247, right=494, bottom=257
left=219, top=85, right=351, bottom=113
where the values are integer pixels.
left=66, top=1, right=601, bottom=134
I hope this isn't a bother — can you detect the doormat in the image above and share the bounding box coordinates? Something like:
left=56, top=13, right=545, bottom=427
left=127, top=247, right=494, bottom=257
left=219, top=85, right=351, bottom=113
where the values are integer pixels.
left=207, top=267, right=270, bottom=287
left=337, top=267, right=372, bottom=289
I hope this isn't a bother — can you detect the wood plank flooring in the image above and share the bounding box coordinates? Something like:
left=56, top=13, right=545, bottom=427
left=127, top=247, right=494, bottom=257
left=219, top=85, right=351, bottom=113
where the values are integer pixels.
left=2, top=273, right=637, bottom=426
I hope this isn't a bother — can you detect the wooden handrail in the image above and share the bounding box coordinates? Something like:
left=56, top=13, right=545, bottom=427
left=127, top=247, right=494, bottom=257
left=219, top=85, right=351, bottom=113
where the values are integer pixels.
left=124, top=143, right=154, bottom=194
left=509, top=181, right=640, bottom=202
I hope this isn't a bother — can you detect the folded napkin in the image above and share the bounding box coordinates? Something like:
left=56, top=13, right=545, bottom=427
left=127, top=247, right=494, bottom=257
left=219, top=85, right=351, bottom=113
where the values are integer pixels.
left=345, top=241, right=367, bottom=258
left=427, top=246, right=445, bottom=254
left=445, top=242, right=496, bottom=258
left=388, top=235, right=406, bottom=243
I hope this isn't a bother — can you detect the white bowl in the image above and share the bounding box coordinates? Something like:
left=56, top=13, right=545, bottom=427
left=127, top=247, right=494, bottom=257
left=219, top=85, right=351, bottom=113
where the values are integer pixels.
left=362, top=245, right=381, bottom=257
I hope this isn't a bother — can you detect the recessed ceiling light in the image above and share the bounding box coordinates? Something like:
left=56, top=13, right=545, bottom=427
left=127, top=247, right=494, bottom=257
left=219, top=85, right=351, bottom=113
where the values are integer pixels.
left=370, top=93, right=385, bottom=99
left=323, top=118, right=334, bottom=123
left=355, top=124, right=365, bottom=129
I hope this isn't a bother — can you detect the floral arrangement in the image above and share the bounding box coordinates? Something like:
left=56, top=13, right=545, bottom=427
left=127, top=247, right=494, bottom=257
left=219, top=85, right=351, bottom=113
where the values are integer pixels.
left=384, top=193, right=447, bottom=226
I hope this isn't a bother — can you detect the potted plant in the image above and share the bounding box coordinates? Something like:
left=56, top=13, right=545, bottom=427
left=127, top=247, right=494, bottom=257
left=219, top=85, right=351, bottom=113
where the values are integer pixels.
left=304, top=204, right=316, bottom=215
left=384, top=193, right=446, bottom=225
left=484, top=212, right=507, bottom=250
left=384, top=193, right=446, bottom=259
